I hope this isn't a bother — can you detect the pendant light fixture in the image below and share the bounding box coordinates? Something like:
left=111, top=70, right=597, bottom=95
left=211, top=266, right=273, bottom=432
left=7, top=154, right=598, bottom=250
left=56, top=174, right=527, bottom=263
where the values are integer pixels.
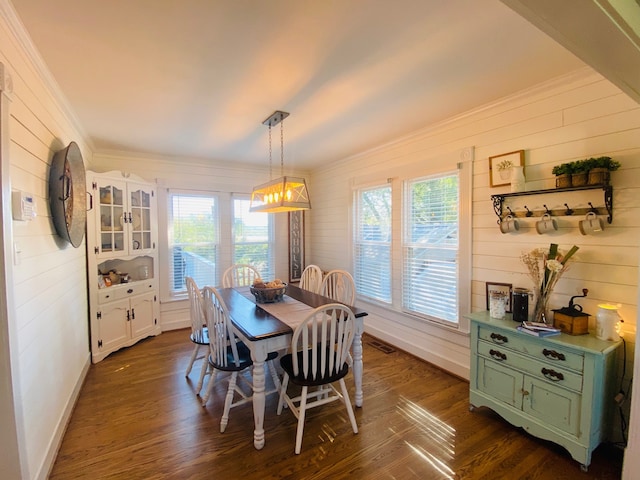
left=249, top=111, right=311, bottom=213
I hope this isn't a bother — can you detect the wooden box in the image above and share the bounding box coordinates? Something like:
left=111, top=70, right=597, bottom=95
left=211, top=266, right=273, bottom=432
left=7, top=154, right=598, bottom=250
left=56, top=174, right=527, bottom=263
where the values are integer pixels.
left=552, top=308, right=590, bottom=335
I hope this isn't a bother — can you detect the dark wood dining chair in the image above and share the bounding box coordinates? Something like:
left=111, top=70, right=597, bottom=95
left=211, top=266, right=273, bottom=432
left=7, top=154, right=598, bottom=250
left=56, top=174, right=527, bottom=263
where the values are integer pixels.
left=276, top=303, right=358, bottom=454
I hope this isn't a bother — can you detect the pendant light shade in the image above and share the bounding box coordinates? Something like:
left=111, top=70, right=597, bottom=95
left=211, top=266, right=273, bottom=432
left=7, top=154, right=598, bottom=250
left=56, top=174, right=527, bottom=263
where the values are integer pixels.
left=250, top=176, right=311, bottom=213
left=250, top=111, right=311, bottom=213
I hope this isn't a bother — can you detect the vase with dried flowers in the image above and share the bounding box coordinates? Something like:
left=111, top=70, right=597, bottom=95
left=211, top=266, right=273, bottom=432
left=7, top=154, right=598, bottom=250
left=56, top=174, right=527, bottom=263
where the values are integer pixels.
left=520, top=243, right=579, bottom=323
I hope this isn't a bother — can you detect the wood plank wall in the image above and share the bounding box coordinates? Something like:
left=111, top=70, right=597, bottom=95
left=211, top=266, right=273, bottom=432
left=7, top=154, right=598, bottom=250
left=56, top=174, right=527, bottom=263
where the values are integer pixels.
left=308, top=68, right=640, bottom=443
left=0, top=7, right=92, bottom=479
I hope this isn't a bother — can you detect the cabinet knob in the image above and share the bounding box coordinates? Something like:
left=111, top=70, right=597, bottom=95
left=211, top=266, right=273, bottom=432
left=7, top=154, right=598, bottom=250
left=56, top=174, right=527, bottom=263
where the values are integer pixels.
left=521, top=389, right=529, bottom=396
left=127, top=288, right=134, bottom=294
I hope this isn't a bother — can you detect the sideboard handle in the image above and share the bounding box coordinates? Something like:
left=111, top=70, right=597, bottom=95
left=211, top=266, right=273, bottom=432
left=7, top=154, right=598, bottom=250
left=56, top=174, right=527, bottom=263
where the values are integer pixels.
left=489, top=349, right=507, bottom=361
left=543, top=349, right=566, bottom=361
left=490, top=332, right=508, bottom=344
left=541, top=367, right=564, bottom=382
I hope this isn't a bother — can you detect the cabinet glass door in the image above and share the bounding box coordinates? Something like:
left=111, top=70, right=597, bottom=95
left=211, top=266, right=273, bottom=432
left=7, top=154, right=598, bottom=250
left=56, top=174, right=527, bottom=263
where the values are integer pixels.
left=129, top=184, right=153, bottom=252
left=99, top=183, right=125, bottom=255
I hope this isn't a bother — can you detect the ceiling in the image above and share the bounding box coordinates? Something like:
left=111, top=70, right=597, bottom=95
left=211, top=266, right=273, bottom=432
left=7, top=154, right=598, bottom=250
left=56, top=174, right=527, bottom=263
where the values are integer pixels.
left=8, top=0, right=590, bottom=170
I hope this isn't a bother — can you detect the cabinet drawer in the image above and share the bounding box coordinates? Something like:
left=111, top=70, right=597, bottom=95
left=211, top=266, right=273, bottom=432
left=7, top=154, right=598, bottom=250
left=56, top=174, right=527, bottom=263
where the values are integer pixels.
left=98, top=281, right=156, bottom=304
left=478, top=340, right=583, bottom=393
left=478, top=325, right=584, bottom=372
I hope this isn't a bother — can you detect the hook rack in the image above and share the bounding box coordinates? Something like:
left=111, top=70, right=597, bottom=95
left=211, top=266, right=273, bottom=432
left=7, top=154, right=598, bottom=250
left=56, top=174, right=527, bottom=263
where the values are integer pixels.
left=564, top=203, right=574, bottom=216
left=490, top=184, right=613, bottom=224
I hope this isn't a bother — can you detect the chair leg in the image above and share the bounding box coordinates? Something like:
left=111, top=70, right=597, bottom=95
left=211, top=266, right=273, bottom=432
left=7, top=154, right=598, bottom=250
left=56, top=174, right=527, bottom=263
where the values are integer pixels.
left=221, top=372, right=238, bottom=433
left=294, top=386, right=309, bottom=454
left=196, top=355, right=210, bottom=394
left=277, top=373, right=290, bottom=415
left=185, top=344, right=200, bottom=376
left=339, top=378, right=358, bottom=434
left=201, top=364, right=218, bottom=406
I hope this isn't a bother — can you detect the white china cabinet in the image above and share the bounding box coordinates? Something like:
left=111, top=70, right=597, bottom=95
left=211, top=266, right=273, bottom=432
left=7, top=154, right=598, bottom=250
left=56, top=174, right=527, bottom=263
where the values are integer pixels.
left=87, top=171, right=160, bottom=363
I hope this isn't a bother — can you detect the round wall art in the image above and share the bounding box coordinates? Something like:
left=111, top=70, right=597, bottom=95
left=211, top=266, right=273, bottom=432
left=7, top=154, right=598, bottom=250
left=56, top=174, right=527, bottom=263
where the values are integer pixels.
left=49, top=141, right=87, bottom=248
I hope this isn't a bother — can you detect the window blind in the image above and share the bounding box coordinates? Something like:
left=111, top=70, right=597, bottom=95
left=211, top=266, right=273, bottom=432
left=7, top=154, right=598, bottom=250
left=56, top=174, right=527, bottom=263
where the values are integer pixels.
left=354, top=185, right=392, bottom=303
left=169, top=194, right=218, bottom=293
left=232, top=198, right=273, bottom=280
left=403, top=172, right=459, bottom=322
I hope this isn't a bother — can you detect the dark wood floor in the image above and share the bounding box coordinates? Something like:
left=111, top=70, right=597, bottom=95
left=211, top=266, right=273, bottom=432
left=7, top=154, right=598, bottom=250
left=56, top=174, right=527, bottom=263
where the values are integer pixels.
left=49, top=330, right=623, bottom=479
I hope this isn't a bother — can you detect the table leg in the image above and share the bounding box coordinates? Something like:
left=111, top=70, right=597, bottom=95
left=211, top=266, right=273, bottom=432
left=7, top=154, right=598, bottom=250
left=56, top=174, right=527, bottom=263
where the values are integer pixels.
left=251, top=346, right=267, bottom=449
left=353, top=321, right=364, bottom=407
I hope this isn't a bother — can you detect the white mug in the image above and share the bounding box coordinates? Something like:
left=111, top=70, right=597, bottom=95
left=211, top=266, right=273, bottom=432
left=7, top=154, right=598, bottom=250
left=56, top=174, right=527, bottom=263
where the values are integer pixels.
left=536, top=213, right=558, bottom=234
left=579, top=212, right=604, bottom=235
left=500, top=214, right=519, bottom=234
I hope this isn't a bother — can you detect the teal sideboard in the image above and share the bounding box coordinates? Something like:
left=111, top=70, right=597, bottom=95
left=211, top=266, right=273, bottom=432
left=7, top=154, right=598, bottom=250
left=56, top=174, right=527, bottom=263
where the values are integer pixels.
left=467, top=311, right=621, bottom=471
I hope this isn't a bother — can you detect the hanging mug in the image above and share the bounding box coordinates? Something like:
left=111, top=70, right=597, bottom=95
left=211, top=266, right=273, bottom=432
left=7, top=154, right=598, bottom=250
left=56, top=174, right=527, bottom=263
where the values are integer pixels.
left=499, top=214, right=520, bottom=234
left=579, top=212, right=604, bottom=235
left=536, top=213, right=558, bottom=234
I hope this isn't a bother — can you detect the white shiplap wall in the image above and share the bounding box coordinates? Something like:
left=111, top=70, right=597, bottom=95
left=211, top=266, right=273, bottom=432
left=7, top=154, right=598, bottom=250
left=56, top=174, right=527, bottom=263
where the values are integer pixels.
left=0, top=5, right=92, bottom=479
left=309, top=69, right=640, bottom=385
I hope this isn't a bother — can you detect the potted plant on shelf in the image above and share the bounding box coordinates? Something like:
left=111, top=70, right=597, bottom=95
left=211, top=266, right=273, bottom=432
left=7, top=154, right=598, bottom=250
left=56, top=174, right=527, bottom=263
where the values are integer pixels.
left=570, top=159, right=589, bottom=187
left=588, top=156, right=620, bottom=185
left=551, top=162, right=574, bottom=188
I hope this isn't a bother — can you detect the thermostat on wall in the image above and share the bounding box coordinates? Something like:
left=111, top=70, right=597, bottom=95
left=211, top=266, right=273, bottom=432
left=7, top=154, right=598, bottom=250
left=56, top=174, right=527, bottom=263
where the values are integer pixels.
left=12, top=190, right=36, bottom=221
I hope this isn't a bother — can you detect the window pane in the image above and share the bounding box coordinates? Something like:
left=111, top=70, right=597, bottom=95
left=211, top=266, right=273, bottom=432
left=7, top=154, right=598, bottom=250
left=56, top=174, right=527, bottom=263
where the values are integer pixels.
left=233, top=198, right=272, bottom=279
left=170, top=195, right=218, bottom=292
left=403, top=173, right=459, bottom=322
left=355, top=185, right=392, bottom=302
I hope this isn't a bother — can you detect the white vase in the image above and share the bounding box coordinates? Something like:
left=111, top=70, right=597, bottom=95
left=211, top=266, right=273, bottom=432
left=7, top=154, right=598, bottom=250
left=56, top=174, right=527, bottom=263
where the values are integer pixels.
left=510, top=165, right=525, bottom=192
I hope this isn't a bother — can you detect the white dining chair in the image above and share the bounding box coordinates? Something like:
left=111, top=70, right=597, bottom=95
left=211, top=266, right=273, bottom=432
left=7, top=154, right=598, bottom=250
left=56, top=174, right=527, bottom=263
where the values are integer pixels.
left=222, top=264, right=261, bottom=288
left=299, top=264, right=323, bottom=293
left=199, top=286, right=255, bottom=432
left=321, top=269, right=356, bottom=305
left=185, top=277, right=209, bottom=390
left=277, top=303, right=358, bottom=454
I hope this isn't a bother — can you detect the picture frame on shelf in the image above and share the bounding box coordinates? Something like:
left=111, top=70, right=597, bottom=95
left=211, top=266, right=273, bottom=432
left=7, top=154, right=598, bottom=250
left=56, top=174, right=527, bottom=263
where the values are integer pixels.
left=489, top=150, right=524, bottom=187
left=486, top=282, right=513, bottom=312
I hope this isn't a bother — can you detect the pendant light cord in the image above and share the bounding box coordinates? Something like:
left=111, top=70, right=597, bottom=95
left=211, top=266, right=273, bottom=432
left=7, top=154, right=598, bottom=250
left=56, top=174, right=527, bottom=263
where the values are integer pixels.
left=280, top=119, right=285, bottom=177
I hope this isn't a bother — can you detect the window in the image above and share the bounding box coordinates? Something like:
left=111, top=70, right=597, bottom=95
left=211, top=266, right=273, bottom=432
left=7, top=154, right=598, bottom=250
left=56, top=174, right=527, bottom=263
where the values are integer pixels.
left=169, top=194, right=218, bottom=293
left=403, top=171, right=459, bottom=323
left=232, top=197, right=273, bottom=280
left=354, top=185, right=392, bottom=303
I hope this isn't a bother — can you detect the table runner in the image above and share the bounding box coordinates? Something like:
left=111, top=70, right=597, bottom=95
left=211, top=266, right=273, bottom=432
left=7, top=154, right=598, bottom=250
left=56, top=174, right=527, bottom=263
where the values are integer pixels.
left=236, top=286, right=315, bottom=330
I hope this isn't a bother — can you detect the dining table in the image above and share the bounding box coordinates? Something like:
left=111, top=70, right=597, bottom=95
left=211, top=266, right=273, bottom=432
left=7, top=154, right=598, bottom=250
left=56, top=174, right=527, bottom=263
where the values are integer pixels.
left=216, top=283, right=368, bottom=450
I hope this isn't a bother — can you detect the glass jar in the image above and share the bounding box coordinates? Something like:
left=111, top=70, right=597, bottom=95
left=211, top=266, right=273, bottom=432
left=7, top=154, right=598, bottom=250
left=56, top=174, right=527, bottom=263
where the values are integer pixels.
left=489, top=291, right=507, bottom=319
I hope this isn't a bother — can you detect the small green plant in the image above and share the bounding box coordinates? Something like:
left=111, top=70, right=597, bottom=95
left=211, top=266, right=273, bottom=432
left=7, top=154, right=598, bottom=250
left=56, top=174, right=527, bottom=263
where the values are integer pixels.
left=571, top=159, right=590, bottom=173
left=589, top=156, right=620, bottom=171
left=551, top=162, right=574, bottom=176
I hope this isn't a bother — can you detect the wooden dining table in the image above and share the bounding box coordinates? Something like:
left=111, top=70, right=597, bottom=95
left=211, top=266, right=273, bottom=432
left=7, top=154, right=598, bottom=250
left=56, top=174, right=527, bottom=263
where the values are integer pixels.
left=216, top=284, right=368, bottom=450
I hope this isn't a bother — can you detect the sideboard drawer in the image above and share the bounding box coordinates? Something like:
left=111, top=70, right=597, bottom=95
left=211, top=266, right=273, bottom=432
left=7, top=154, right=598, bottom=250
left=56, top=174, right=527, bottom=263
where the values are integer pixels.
left=478, top=340, right=583, bottom=393
left=478, top=324, right=584, bottom=372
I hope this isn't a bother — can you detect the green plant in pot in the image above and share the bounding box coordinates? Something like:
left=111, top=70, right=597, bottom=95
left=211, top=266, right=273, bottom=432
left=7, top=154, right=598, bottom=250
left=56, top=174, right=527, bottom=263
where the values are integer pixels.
left=570, top=159, right=590, bottom=187
left=587, top=156, right=619, bottom=185
left=551, top=162, right=574, bottom=188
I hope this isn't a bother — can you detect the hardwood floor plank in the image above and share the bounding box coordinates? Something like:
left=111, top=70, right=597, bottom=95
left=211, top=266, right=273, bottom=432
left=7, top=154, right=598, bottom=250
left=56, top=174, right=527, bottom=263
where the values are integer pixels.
left=49, top=330, right=623, bottom=479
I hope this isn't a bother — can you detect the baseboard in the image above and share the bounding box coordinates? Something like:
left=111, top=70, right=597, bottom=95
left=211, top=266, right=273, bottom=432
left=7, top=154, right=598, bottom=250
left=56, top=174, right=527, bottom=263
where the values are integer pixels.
left=37, top=353, right=91, bottom=480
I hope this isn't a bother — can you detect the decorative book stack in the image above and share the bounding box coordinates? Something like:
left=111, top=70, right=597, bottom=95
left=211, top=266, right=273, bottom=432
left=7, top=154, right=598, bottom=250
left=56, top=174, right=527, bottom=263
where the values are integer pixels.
left=517, top=321, right=561, bottom=337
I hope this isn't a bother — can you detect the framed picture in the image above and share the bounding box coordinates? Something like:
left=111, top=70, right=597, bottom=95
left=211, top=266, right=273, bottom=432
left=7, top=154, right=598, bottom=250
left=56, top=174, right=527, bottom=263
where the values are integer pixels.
left=489, top=150, right=524, bottom=187
left=288, top=210, right=305, bottom=283
left=486, top=282, right=512, bottom=312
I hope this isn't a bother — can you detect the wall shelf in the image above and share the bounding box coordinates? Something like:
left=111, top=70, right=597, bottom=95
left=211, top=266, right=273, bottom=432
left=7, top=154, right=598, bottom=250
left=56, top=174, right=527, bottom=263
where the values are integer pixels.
left=491, top=184, right=613, bottom=224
